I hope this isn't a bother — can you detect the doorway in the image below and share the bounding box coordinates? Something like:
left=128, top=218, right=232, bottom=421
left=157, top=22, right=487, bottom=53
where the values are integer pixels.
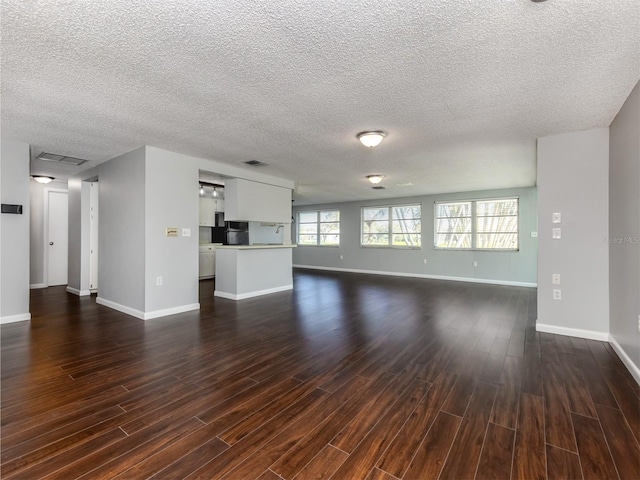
left=45, top=190, right=68, bottom=286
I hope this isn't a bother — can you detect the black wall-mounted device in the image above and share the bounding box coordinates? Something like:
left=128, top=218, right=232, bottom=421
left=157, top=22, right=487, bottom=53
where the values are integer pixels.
left=1, top=204, right=23, bottom=214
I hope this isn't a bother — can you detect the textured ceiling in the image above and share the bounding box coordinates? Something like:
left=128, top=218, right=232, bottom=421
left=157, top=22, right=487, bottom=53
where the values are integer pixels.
left=2, top=1, right=639, bottom=205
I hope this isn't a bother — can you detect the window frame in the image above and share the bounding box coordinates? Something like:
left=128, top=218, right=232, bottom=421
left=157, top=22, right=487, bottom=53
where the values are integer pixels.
left=434, top=197, right=519, bottom=251
left=297, top=209, right=340, bottom=247
left=360, top=204, right=422, bottom=249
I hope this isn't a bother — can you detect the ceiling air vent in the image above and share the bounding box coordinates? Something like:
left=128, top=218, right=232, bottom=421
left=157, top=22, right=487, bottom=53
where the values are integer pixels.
left=243, top=160, right=269, bottom=167
left=372, top=186, right=386, bottom=190
left=37, top=152, right=88, bottom=166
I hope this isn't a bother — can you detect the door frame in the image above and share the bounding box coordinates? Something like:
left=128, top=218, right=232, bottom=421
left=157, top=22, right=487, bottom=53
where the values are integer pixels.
left=43, top=188, right=69, bottom=287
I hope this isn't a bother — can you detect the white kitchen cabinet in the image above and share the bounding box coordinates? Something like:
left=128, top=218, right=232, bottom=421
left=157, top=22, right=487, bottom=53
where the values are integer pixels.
left=199, top=197, right=215, bottom=226
left=224, top=178, right=291, bottom=223
left=199, top=245, right=216, bottom=279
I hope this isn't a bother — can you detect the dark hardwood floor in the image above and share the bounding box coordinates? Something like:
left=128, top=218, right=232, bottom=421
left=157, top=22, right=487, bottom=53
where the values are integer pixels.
left=2, top=270, right=639, bottom=479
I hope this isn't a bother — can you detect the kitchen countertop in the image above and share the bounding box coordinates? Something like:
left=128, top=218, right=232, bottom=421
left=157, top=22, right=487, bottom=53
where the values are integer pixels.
left=215, top=244, right=297, bottom=250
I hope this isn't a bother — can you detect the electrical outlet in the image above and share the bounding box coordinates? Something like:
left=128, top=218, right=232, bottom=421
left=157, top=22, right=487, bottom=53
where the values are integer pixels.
left=423, top=258, right=427, bottom=264
left=340, top=255, right=344, bottom=260
left=531, top=231, right=538, bottom=238
left=552, top=228, right=562, bottom=239
left=552, top=212, right=562, bottom=224
left=156, top=276, right=163, bottom=286
left=182, top=228, right=191, bottom=237
left=552, top=274, right=561, bottom=285
left=553, top=289, right=562, bottom=300
left=473, top=261, right=478, bottom=267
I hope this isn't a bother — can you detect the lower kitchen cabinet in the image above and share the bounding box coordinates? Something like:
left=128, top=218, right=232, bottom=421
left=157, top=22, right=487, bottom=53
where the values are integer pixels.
left=199, top=245, right=216, bottom=279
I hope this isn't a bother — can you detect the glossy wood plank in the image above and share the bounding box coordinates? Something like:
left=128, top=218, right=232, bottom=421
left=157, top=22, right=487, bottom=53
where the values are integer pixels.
left=557, top=352, right=598, bottom=418
left=512, top=393, right=546, bottom=480
left=220, top=376, right=367, bottom=479
left=542, top=362, right=577, bottom=452
left=293, top=445, right=348, bottom=480
left=602, top=369, right=640, bottom=446
left=375, top=371, right=458, bottom=478
left=546, top=444, right=583, bottom=480
left=403, top=411, right=462, bottom=480
left=269, top=373, right=397, bottom=480
left=330, top=379, right=431, bottom=479
left=475, top=423, right=515, bottom=480
left=439, top=382, right=498, bottom=480
left=490, top=355, right=522, bottom=429
left=365, top=467, right=400, bottom=480
left=571, top=413, right=619, bottom=480
left=595, top=404, right=640, bottom=480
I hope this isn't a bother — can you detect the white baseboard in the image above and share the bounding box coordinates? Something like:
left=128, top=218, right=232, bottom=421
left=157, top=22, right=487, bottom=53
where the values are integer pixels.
left=66, top=286, right=91, bottom=297
left=143, top=303, right=200, bottom=320
left=30, top=283, right=46, bottom=289
left=214, top=284, right=293, bottom=301
left=96, top=297, right=200, bottom=320
left=1, top=313, right=31, bottom=324
left=96, top=297, right=146, bottom=319
left=609, top=335, right=640, bottom=386
left=535, top=322, right=610, bottom=341
left=293, top=265, right=537, bottom=288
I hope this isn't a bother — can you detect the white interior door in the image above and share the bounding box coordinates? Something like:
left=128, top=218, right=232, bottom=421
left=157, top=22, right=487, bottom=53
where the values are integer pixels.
left=89, top=182, right=99, bottom=292
left=47, top=191, right=69, bottom=286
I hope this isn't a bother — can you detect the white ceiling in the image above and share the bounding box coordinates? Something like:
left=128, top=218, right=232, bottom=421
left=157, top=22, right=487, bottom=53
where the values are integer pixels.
left=2, top=1, right=639, bottom=205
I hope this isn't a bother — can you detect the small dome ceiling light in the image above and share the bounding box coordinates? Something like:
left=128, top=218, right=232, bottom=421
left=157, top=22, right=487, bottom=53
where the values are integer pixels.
left=32, top=175, right=55, bottom=184
left=357, top=131, right=386, bottom=148
left=367, top=174, right=384, bottom=184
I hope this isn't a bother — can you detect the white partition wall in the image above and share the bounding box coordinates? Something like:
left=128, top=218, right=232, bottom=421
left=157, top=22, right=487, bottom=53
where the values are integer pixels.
left=1, top=139, right=31, bottom=323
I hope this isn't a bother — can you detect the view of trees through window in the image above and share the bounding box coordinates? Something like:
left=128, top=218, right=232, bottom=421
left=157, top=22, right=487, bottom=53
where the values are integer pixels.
left=435, top=198, right=518, bottom=250
left=298, top=210, right=340, bottom=246
left=362, top=205, right=421, bottom=247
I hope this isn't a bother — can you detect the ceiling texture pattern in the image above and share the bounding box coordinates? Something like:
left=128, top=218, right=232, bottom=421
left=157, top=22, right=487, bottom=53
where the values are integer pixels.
left=2, top=0, right=639, bottom=204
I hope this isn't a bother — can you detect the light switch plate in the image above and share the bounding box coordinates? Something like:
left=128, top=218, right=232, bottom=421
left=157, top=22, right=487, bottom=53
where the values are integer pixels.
left=552, top=212, right=562, bottom=224
left=182, top=228, right=191, bottom=237
left=531, top=231, right=538, bottom=238
left=552, top=274, right=561, bottom=285
left=552, top=228, right=562, bottom=239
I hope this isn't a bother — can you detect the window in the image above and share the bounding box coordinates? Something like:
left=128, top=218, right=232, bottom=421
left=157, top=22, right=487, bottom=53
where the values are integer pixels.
left=435, top=198, right=518, bottom=250
left=361, top=204, right=421, bottom=248
left=297, top=210, right=340, bottom=246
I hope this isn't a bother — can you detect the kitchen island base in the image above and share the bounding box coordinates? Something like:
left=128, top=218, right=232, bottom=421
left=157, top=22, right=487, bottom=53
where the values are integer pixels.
left=214, top=245, right=295, bottom=300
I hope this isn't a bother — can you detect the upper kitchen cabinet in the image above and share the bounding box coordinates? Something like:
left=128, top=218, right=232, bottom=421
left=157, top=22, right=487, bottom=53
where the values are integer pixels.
left=199, top=197, right=225, bottom=226
left=225, top=178, right=291, bottom=223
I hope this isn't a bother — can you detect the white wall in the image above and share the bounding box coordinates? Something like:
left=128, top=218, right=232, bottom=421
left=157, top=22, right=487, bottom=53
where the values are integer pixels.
left=293, top=187, right=538, bottom=286
left=609, top=81, right=640, bottom=375
left=1, top=139, right=31, bottom=323
left=537, top=128, right=610, bottom=339
left=95, top=147, right=147, bottom=313
left=144, top=146, right=199, bottom=315
left=29, top=179, right=67, bottom=287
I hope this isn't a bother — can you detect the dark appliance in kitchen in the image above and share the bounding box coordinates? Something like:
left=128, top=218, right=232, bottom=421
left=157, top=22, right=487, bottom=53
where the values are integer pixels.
left=226, top=221, right=249, bottom=245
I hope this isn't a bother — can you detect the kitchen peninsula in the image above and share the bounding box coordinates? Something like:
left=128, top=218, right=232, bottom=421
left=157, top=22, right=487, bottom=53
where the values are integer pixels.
left=214, top=245, right=296, bottom=300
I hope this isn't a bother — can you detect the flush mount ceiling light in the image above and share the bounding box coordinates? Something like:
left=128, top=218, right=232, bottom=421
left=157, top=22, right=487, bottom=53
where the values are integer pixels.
left=357, top=131, right=386, bottom=148
left=32, top=175, right=55, bottom=184
left=367, top=174, right=384, bottom=184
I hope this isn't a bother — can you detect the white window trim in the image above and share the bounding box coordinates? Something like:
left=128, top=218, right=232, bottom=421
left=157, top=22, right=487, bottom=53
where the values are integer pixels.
left=434, top=197, right=519, bottom=251
left=361, top=204, right=422, bottom=249
left=297, top=210, right=340, bottom=247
